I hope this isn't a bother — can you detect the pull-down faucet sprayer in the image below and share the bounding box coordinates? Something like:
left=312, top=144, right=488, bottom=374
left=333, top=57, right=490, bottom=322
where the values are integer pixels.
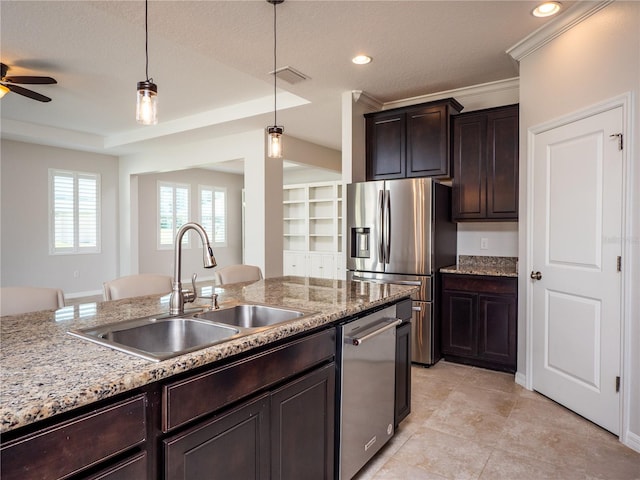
left=169, top=222, right=217, bottom=315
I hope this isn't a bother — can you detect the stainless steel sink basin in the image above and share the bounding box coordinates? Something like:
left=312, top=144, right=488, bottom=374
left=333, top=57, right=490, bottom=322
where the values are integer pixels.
left=69, top=316, right=240, bottom=362
left=69, top=303, right=314, bottom=362
left=195, top=304, right=306, bottom=328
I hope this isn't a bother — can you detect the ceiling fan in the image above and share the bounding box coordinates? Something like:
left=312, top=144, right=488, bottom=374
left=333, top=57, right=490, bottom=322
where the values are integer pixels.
left=1, top=62, right=57, bottom=102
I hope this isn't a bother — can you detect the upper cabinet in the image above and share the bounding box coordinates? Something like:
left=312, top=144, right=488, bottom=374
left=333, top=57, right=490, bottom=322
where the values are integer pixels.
left=452, top=104, right=519, bottom=221
left=365, top=98, right=463, bottom=180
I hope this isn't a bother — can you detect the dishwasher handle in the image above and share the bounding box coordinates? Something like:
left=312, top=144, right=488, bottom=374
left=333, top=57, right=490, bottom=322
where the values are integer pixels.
left=346, top=318, right=402, bottom=346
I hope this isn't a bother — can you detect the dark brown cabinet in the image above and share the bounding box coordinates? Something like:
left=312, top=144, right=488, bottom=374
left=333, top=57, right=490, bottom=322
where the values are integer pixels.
left=366, top=98, right=463, bottom=180
left=165, top=394, right=270, bottom=480
left=394, top=320, right=411, bottom=427
left=165, top=364, right=335, bottom=480
left=270, top=363, right=335, bottom=480
left=0, top=394, right=147, bottom=480
left=452, top=104, right=519, bottom=221
left=441, top=274, right=517, bottom=372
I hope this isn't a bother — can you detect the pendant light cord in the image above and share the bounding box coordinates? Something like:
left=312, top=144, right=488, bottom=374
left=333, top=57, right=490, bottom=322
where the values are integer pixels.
left=272, top=0, right=277, bottom=126
left=145, top=0, right=150, bottom=82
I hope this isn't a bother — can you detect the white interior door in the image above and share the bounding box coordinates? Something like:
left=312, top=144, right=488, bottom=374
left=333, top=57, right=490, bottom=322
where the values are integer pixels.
left=531, top=106, right=623, bottom=434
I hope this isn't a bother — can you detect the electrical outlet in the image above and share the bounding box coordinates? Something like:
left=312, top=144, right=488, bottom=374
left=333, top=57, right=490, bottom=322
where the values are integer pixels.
left=73, top=270, right=80, bottom=278
left=480, top=238, right=489, bottom=250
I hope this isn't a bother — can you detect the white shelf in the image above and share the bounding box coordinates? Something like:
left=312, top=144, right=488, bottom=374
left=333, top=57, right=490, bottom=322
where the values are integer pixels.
left=282, top=181, right=344, bottom=279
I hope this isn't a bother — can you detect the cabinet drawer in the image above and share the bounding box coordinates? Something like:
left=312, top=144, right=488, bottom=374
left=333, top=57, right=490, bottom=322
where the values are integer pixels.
left=85, top=452, right=147, bottom=480
left=0, top=394, right=146, bottom=480
left=163, top=329, right=336, bottom=432
left=442, top=274, right=516, bottom=295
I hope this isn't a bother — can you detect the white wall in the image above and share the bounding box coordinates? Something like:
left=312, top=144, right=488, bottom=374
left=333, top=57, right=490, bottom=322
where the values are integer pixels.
left=0, top=140, right=119, bottom=297
left=119, top=130, right=339, bottom=279
left=518, top=1, right=640, bottom=447
left=136, top=168, right=244, bottom=282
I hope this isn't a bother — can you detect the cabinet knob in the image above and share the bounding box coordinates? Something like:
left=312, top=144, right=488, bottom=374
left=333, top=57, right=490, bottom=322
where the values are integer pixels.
left=530, top=271, right=542, bottom=281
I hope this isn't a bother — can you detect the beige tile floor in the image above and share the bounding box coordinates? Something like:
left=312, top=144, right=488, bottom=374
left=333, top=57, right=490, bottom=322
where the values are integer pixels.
left=354, top=361, right=640, bottom=480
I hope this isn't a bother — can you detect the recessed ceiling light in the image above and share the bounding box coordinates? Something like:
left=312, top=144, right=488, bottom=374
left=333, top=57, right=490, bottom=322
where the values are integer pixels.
left=532, top=1, right=562, bottom=17
left=352, top=55, right=372, bottom=65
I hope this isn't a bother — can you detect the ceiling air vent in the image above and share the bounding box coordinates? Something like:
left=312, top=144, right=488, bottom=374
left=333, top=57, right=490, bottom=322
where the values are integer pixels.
left=270, top=66, right=309, bottom=84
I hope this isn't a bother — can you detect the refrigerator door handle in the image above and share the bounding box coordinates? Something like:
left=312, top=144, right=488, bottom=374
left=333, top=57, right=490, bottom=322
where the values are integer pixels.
left=377, top=189, right=385, bottom=262
left=384, top=189, right=391, bottom=263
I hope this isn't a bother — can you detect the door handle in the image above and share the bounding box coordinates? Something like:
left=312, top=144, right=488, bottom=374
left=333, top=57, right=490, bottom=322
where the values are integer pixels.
left=346, top=318, right=402, bottom=346
left=530, top=271, right=542, bottom=280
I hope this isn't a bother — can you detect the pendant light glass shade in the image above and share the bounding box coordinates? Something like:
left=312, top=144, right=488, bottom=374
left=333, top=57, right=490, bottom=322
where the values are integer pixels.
left=136, top=80, right=158, bottom=125
left=266, top=0, right=284, bottom=159
left=267, top=126, right=284, bottom=159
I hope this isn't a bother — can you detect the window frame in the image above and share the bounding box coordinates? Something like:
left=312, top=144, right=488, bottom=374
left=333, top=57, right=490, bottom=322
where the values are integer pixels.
left=198, top=184, right=228, bottom=247
left=157, top=181, right=191, bottom=250
left=48, top=169, right=101, bottom=255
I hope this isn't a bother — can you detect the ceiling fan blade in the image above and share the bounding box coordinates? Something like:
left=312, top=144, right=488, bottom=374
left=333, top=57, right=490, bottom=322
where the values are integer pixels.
left=5, top=84, right=52, bottom=102
left=4, top=76, right=57, bottom=85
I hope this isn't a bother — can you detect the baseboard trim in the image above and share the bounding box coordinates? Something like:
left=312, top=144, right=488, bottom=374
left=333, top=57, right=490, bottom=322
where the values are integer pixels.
left=622, top=431, right=640, bottom=453
left=515, top=371, right=528, bottom=389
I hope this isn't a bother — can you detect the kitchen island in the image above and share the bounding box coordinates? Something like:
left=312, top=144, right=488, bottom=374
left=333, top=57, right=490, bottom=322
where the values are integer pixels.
left=0, top=276, right=416, bottom=479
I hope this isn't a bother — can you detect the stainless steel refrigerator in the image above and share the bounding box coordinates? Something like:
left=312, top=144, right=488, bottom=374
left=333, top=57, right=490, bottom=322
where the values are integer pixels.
left=346, top=178, right=457, bottom=365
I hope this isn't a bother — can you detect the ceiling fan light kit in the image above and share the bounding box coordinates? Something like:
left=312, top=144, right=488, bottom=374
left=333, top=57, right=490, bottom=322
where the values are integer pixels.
left=136, top=0, right=158, bottom=125
left=266, top=0, right=284, bottom=159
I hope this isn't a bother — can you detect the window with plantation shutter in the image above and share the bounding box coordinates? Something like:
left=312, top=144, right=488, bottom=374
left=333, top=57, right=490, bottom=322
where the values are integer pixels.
left=49, top=170, right=100, bottom=254
left=158, top=182, right=190, bottom=249
left=199, top=185, right=227, bottom=246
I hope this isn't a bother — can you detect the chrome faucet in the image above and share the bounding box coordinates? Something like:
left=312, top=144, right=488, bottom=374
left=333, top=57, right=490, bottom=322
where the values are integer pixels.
left=169, top=222, right=217, bottom=315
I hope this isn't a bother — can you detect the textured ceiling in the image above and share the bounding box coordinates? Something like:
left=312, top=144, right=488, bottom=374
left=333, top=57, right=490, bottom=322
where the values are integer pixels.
left=0, top=1, right=571, bottom=154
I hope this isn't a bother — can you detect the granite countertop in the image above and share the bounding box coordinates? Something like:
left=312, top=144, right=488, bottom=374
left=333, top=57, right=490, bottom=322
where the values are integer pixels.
left=0, top=276, right=416, bottom=434
left=440, top=255, right=518, bottom=278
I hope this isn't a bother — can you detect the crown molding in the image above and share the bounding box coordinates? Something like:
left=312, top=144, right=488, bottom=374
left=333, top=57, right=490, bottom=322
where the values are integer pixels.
left=382, top=77, right=519, bottom=111
left=507, top=1, right=614, bottom=62
left=352, top=90, right=383, bottom=110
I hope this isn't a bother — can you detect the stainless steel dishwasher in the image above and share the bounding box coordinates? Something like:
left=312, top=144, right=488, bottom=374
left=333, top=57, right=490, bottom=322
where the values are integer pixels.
left=338, top=304, right=402, bottom=479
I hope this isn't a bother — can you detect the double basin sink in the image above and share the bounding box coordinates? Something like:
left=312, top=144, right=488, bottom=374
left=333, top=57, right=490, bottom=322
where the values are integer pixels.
left=69, top=304, right=313, bottom=362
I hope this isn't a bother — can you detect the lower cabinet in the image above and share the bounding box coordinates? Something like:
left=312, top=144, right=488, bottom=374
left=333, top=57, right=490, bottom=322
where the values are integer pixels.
left=283, top=251, right=345, bottom=279
left=441, top=274, right=517, bottom=372
left=164, top=364, right=335, bottom=480
left=0, top=394, right=147, bottom=480
left=270, top=363, right=335, bottom=479
left=394, top=320, right=411, bottom=427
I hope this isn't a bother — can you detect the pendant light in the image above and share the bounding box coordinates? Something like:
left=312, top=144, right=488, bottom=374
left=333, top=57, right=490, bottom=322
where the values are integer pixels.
left=266, top=0, right=284, bottom=158
left=136, top=0, right=158, bottom=125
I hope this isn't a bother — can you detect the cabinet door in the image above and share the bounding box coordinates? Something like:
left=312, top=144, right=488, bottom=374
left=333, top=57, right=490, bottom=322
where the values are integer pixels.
left=406, top=104, right=450, bottom=177
left=477, top=294, right=517, bottom=370
left=270, top=364, right=335, bottom=480
left=164, top=394, right=270, bottom=480
left=308, top=253, right=335, bottom=279
left=441, top=290, right=477, bottom=358
left=486, top=106, right=519, bottom=219
left=366, top=111, right=406, bottom=180
left=283, top=251, right=307, bottom=277
left=452, top=112, right=487, bottom=220
left=394, top=321, right=411, bottom=427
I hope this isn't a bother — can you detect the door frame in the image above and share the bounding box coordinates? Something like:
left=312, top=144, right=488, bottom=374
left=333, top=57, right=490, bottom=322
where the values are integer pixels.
left=524, top=92, right=634, bottom=444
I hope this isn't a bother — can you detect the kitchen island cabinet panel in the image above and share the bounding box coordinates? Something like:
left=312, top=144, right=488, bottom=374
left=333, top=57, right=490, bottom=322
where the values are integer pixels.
left=164, top=394, right=270, bottom=480
left=162, top=328, right=335, bottom=432
left=270, top=363, right=335, bottom=480
left=394, top=320, right=412, bottom=427
left=441, top=274, right=517, bottom=372
left=85, top=452, right=148, bottom=480
left=0, top=394, right=147, bottom=480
